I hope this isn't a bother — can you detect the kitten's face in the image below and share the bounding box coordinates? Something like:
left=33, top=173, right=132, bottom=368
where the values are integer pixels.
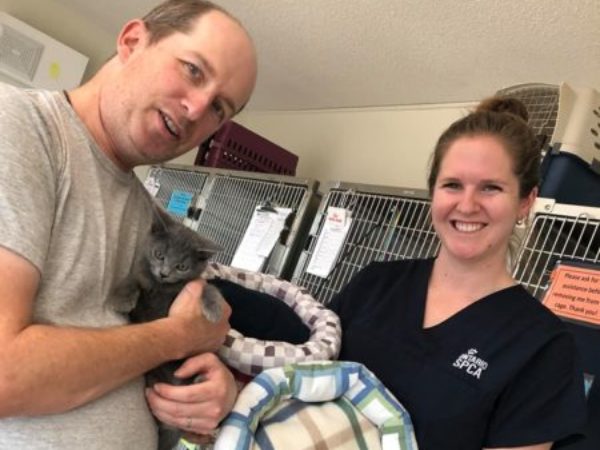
left=147, top=239, right=207, bottom=283
left=144, top=216, right=221, bottom=284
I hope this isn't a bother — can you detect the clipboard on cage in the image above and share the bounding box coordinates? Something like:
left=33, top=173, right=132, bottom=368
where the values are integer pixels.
left=143, top=165, right=212, bottom=223
left=291, top=182, right=440, bottom=305
left=158, top=165, right=320, bottom=279
left=511, top=197, right=600, bottom=449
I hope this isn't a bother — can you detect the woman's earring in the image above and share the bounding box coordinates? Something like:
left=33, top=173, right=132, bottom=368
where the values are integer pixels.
left=516, top=216, right=525, bottom=226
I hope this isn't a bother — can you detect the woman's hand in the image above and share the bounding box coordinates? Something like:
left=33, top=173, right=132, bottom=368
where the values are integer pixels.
left=146, top=353, right=238, bottom=436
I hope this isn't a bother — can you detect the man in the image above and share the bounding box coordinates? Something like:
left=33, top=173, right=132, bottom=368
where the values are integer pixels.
left=0, top=0, right=257, bottom=448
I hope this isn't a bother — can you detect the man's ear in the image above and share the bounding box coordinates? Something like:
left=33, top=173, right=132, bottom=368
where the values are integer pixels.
left=116, top=19, right=148, bottom=62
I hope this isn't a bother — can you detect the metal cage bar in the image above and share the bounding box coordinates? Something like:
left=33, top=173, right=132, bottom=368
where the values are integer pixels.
left=292, top=182, right=440, bottom=304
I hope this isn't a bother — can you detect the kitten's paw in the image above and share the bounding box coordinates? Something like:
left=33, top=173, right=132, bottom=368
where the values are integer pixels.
left=201, top=284, right=224, bottom=323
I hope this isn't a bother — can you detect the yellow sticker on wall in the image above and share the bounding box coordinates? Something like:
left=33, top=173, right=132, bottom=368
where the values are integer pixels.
left=48, top=62, right=61, bottom=80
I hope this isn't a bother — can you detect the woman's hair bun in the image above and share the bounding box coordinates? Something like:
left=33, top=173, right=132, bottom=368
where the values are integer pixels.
left=475, top=96, right=529, bottom=122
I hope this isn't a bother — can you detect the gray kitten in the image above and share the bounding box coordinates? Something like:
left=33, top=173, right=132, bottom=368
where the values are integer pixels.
left=124, top=212, right=225, bottom=450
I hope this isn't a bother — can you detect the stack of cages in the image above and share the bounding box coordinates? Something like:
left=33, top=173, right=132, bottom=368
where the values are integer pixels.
left=291, top=182, right=440, bottom=304
left=537, top=83, right=600, bottom=208
left=145, top=164, right=320, bottom=279
left=511, top=82, right=600, bottom=450
left=195, top=121, right=299, bottom=176
left=512, top=199, right=600, bottom=449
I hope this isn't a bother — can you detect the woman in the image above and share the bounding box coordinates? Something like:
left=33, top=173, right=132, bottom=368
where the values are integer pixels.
left=330, top=97, right=587, bottom=449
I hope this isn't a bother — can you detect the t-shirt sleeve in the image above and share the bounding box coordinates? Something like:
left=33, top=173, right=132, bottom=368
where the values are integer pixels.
left=0, top=87, right=58, bottom=271
left=484, top=330, right=587, bottom=447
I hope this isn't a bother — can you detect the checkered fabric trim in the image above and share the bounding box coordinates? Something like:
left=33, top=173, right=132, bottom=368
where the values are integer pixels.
left=203, top=263, right=342, bottom=376
left=213, top=361, right=418, bottom=450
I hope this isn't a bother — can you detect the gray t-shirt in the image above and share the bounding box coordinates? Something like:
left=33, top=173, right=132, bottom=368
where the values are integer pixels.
left=0, top=83, right=158, bottom=449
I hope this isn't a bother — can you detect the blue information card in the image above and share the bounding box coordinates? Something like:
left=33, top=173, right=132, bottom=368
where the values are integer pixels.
left=166, top=190, right=193, bottom=217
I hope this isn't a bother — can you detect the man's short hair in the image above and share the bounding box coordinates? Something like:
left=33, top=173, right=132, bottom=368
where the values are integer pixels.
left=142, top=0, right=238, bottom=44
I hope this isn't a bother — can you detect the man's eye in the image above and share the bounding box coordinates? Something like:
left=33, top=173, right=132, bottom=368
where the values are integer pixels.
left=211, top=101, right=225, bottom=121
left=184, top=62, right=202, bottom=79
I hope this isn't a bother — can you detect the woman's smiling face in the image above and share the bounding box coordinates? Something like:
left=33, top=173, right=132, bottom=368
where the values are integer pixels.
left=431, top=134, right=535, bottom=265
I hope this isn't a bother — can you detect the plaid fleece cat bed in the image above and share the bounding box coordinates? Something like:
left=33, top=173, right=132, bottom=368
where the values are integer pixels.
left=202, top=263, right=342, bottom=376
left=213, top=361, right=418, bottom=450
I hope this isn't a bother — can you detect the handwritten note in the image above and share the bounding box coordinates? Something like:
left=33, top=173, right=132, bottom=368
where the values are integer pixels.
left=542, top=262, right=600, bottom=326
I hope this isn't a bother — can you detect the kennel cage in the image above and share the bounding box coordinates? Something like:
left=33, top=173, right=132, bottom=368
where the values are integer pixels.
left=511, top=198, right=600, bottom=450
left=513, top=198, right=600, bottom=299
left=145, top=164, right=319, bottom=279
left=291, top=182, right=440, bottom=304
left=194, top=121, right=299, bottom=176
left=498, top=82, right=600, bottom=208
left=536, top=83, right=600, bottom=208
left=496, top=82, right=560, bottom=151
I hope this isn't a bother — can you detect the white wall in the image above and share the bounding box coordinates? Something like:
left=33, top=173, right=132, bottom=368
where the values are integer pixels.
left=0, top=0, right=114, bottom=81
left=143, top=102, right=472, bottom=190
left=235, top=103, right=471, bottom=190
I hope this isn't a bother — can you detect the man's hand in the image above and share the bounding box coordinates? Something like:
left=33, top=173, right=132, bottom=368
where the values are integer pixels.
left=167, top=280, right=231, bottom=357
left=145, top=353, right=238, bottom=435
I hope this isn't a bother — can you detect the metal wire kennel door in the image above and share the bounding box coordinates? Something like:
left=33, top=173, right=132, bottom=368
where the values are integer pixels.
left=512, top=198, right=600, bottom=300
left=181, top=166, right=319, bottom=279
left=144, top=165, right=211, bottom=223
left=292, top=182, right=440, bottom=305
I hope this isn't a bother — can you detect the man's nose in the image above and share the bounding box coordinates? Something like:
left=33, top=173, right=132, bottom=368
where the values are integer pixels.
left=182, top=88, right=213, bottom=121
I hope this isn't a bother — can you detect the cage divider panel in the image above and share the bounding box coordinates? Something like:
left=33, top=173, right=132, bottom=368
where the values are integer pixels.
left=146, top=164, right=319, bottom=279
left=292, top=182, right=439, bottom=304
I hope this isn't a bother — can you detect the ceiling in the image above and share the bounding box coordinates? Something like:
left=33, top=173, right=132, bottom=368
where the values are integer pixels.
left=51, top=0, right=599, bottom=111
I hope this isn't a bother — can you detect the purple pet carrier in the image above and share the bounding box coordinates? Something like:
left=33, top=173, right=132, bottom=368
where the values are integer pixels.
left=195, top=121, right=298, bottom=176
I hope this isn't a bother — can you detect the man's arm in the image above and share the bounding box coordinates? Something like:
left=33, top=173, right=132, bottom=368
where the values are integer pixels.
left=0, top=246, right=230, bottom=417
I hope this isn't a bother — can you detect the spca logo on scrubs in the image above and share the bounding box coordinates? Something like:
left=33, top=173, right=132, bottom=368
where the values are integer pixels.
left=453, top=348, right=488, bottom=379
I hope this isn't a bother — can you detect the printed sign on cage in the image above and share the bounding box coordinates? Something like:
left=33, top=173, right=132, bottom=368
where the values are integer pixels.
left=542, top=261, right=600, bottom=327
left=231, top=206, right=292, bottom=272
left=306, top=207, right=352, bottom=278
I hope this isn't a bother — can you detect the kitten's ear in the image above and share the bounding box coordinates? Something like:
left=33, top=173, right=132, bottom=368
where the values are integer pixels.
left=195, top=236, right=223, bottom=257
left=150, top=208, right=171, bottom=235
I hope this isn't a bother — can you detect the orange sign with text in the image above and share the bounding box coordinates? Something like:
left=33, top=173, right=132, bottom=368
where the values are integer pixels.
left=542, top=262, right=600, bottom=327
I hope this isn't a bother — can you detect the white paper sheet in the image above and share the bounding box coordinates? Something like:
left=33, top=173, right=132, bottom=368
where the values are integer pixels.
left=230, top=206, right=292, bottom=271
left=143, top=176, right=160, bottom=197
left=306, top=207, right=352, bottom=278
